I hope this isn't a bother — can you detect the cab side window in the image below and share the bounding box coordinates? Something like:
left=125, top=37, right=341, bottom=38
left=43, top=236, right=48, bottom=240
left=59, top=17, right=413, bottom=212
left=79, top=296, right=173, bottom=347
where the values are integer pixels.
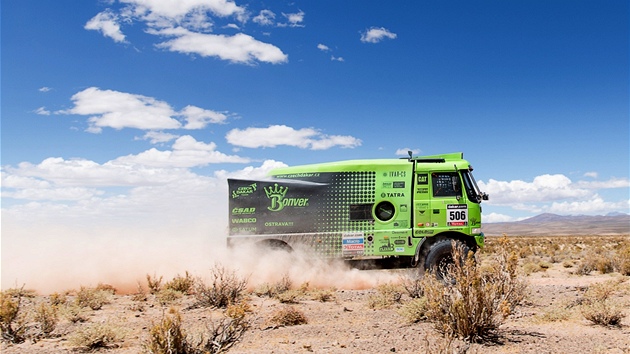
left=432, top=172, right=461, bottom=197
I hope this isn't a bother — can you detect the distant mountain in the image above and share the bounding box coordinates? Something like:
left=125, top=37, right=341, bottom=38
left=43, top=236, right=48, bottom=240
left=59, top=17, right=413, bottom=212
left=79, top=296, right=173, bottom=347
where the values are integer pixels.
left=482, top=213, right=630, bottom=236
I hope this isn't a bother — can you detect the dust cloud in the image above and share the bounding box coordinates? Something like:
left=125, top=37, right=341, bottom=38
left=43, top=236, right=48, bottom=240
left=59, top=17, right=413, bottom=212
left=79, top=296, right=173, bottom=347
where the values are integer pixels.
left=1, top=216, right=403, bottom=295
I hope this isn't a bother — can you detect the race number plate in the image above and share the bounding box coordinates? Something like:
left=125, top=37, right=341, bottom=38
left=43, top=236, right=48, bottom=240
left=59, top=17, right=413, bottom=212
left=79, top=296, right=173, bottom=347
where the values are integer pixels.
left=447, top=204, right=468, bottom=226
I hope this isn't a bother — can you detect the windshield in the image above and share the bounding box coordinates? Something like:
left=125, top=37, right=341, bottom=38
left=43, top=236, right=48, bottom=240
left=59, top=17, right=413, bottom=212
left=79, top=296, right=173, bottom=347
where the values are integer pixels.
left=461, top=170, right=485, bottom=203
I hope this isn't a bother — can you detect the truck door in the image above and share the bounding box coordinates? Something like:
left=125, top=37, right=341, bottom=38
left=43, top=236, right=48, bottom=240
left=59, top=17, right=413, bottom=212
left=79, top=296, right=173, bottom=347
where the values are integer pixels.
left=429, top=172, right=467, bottom=233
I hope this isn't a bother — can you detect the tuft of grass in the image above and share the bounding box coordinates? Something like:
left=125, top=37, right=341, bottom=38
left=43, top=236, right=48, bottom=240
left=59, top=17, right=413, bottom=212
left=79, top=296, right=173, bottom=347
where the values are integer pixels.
left=194, top=264, right=248, bottom=309
left=60, top=303, right=89, bottom=323
left=165, top=271, right=195, bottom=295
left=398, top=297, right=429, bottom=324
left=310, top=288, right=336, bottom=303
left=366, top=283, right=403, bottom=309
left=400, top=273, right=424, bottom=299
left=269, top=306, right=308, bottom=327
left=156, top=288, right=183, bottom=306
left=69, top=322, right=125, bottom=351
left=422, top=238, right=527, bottom=342
left=75, top=286, right=111, bottom=310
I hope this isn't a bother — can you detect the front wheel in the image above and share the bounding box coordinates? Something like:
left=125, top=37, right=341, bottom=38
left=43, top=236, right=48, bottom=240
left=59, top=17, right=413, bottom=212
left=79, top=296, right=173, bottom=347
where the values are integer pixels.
left=423, top=239, right=470, bottom=280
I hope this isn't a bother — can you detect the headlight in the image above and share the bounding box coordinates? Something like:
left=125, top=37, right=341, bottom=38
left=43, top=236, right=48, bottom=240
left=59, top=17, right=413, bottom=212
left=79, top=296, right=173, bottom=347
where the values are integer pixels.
left=472, top=228, right=482, bottom=235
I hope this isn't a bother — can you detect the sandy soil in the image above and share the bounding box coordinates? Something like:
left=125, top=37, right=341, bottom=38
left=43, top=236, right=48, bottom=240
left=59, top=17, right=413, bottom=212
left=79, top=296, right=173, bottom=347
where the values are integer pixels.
left=2, top=263, right=629, bottom=354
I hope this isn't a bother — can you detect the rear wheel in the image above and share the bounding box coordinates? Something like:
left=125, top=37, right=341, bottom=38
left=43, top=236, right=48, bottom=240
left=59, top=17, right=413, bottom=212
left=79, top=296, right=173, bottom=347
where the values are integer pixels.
left=423, top=239, right=470, bottom=280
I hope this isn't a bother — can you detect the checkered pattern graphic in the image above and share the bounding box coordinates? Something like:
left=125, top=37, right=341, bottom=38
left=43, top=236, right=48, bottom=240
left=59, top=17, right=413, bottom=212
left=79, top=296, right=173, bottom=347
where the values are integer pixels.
left=311, top=171, right=376, bottom=256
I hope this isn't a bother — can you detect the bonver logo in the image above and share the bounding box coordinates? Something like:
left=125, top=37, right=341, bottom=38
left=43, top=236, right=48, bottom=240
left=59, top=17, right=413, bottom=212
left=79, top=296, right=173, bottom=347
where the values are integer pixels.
left=264, top=183, right=309, bottom=211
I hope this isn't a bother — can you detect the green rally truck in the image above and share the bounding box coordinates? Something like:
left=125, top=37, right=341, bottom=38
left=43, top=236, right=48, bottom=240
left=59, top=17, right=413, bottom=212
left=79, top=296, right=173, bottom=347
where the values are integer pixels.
left=227, top=152, right=488, bottom=273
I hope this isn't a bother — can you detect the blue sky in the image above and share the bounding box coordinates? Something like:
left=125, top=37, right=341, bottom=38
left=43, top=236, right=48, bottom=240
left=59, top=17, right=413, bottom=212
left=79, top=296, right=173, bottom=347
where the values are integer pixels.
left=1, top=1, right=629, bottom=289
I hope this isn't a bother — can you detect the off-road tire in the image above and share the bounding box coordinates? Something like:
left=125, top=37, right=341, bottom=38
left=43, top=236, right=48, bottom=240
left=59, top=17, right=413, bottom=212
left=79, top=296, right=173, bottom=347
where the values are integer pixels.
left=424, top=239, right=470, bottom=280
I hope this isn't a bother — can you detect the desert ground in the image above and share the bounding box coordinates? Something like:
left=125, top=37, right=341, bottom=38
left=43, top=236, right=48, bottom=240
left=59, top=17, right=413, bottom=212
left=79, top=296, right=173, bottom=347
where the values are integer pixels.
left=2, top=235, right=629, bottom=354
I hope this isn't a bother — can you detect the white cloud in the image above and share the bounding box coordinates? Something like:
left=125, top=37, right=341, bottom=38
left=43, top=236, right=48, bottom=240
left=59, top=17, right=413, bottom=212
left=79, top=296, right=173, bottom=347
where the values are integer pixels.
left=113, top=135, right=250, bottom=167
left=225, top=125, right=362, bottom=150
left=180, top=105, right=228, bottom=129
left=85, top=10, right=127, bottom=43
left=483, top=212, right=517, bottom=223
left=39, top=87, right=52, bottom=92
left=137, top=131, right=179, bottom=144
left=479, top=174, right=591, bottom=204
left=331, top=55, right=344, bottom=62
left=253, top=10, right=275, bottom=26
left=280, top=10, right=305, bottom=27
left=34, top=107, right=51, bottom=116
left=61, top=87, right=229, bottom=132
left=547, top=196, right=629, bottom=215
left=360, top=27, right=397, bottom=43
left=317, top=43, right=330, bottom=51
left=121, top=0, right=247, bottom=24
left=153, top=27, right=288, bottom=65
left=584, top=171, right=598, bottom=178
left=478, top=174, right=630, bottom=216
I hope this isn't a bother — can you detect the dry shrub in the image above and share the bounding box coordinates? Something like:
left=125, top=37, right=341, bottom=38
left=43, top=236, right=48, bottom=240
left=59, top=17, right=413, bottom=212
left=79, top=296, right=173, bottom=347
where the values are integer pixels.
left=75, top=286, right=111, bottom=310
left=366, top=283, right=403, bottom=309
left=49, top=292, right=67, bottom=306
left=522, top=262, right=543, bottom=275
left=310, top=288, right=336, bottom=302
left=422, top=238, right=527, bottom=341
left=146, top=306, right=250, bottom=354
left=269, top=306, right=308, bottom=327
left=581, top=301, right=625, bottom=326
left=95, top=283, right=117, bottom=295
left=193, top=312, right=250, bottom=353
left=613, top=244, right=630, bottom=276
left=156, top=288, right=183, bottom=306
left=253, top=274, right=292, bottom=298
left=165, top=271, right=195, bottom=295
left=60, top=303, right=89, bottom=323
left=33, top=302, right=58, bottom=338
left=194, top=264, right=248, bottom=309
left=69, top=322, right=125, bottom=351
left=579, top=279, right=627, bottom=326
left=147, top=273, right=164, bottom=294
left=398, top=297, right=429, bottom=324
left=145, top=308, right=190, bottom=354
left=0, top=289, right=27, bottom=343
left=275, top=289, right=302, bottom=304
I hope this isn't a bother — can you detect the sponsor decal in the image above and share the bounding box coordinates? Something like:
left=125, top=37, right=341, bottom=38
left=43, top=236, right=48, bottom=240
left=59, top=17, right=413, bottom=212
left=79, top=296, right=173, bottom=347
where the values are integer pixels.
left=416, top=187, right=429, bottom=194
left=231, top=218, right=256, bottom=224
left=264, top=221, right=295, bottom=227
left=232, top=207, right=256, bottom=215
left=388, top=171, right=407, bottom=178
left=231, top=227, right=257, bottom=233
left=417, top=174, right=428, bottom=185
left=415, top=229, right=435, bottom=235
left=393, top=181, right=405, bottom=188
left=380, top=192, right=405, bottom=198
left=274, top=173, right=321, bottom=179
left=264, top=183, right=309, bottom=212
left=395, top=247, right=405, bottom=252
left=382, top=182, right=392, bottom=188
left=232, top=183, right=257, bottom=198
left=342, top=232, right=365, bottom=255
left=447, top=204, right=468, bottom=226
left=394, top=239, right=406, bottom=245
